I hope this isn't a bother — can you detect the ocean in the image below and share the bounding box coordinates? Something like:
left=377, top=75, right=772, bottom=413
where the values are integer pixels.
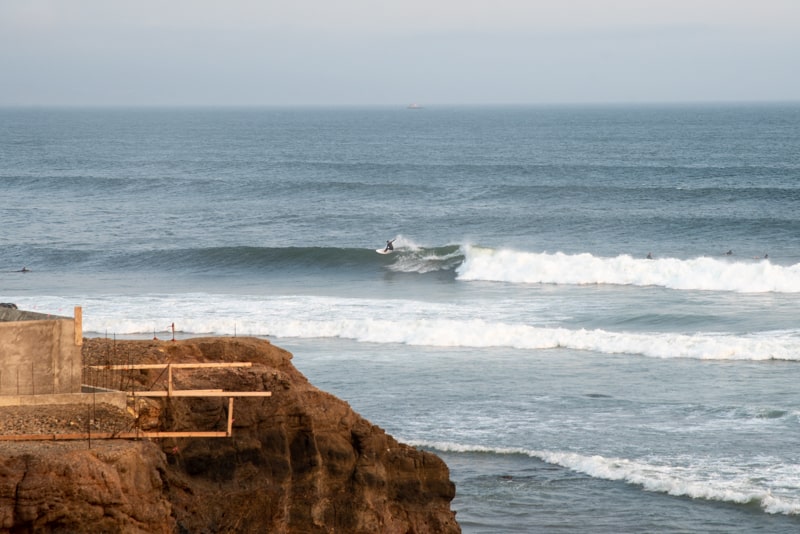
left=2, top=104, right=800, bottom=532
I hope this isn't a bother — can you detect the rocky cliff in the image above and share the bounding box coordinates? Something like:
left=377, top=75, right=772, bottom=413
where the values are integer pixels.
left=0, top=337, right=460, bottom=533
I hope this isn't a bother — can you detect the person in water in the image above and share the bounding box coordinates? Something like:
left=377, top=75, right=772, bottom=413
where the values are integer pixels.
left=384, top=239, right=395, bottom=252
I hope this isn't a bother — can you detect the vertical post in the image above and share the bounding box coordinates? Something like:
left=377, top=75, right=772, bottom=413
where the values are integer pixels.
left=74, top=306, right=83, bottom=346
left=227, top=397, right=234, bottom=437
left=168, top=364, right=173, bottom=397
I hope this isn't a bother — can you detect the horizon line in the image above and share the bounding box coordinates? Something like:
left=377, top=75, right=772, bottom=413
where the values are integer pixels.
left=1, top=99, right=799, bottom=110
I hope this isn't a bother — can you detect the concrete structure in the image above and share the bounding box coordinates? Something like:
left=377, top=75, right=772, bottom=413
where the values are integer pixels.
left=0, top=306, right=83, bottom=396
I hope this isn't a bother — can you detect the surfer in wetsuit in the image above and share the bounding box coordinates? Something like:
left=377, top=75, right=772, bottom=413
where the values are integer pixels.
left=384, top=239, right=395, bottom=252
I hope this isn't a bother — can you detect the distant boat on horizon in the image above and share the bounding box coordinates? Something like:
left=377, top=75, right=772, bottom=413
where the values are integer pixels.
left=407, top=103, right=423, bottom=110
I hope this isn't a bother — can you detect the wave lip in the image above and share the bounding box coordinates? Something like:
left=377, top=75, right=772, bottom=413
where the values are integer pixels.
left=386, top=244, right=464, bottom=274
left=456, top=247, right=800, bottom=293
left=411, top=440, right=800, bottom=516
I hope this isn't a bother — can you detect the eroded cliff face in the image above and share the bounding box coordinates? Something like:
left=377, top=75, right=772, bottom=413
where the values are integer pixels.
left=0, top=441, right=172, bottom=533
left=0, top=337, right=459, bottom=533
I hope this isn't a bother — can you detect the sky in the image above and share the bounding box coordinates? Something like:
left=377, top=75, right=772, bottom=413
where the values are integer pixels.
left=1, top=0, right=798, bottom=106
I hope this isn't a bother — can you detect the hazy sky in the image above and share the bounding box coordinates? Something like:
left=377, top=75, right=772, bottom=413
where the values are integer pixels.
left=1, top=0, right=798, bottom=106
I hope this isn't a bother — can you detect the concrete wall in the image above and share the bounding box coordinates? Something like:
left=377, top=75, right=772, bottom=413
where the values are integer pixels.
left=0, top=308, right=82, bottom=396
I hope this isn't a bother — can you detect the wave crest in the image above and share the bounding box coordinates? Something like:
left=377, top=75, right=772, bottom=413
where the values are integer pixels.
left=456, top=247, right=800, bottom=293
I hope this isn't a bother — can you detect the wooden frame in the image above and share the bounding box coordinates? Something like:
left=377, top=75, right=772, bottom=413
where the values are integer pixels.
left=0, top=362, right=272, bottom=441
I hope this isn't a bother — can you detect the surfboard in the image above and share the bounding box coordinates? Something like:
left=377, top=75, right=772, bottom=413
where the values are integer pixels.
left=376, top=249, right=393, bottom=255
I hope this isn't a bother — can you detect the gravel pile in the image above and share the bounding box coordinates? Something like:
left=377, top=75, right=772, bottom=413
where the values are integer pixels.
left=0, top=403, right=135, bottom=436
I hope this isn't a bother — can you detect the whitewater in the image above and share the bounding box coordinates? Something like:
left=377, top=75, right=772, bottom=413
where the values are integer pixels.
left=457, top=246, right=800, bottom=293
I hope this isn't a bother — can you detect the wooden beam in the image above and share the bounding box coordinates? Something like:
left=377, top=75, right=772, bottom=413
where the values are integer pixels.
left=88, top=363, right=253, bottom=370
left=74, top=306, right=83, bottom=346
left=131, top=389, right=225, bottom=397
left=125, top=431, right=229, bottom=438
left=227, top=397, right=234, bottom=437
left=0, top=431, right=230, bottom=441
left=132, top=391, right=272, bottom=397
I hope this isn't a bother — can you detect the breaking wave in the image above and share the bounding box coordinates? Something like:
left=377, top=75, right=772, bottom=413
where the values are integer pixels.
left=413, top=440, right=800, bottom=516
left=457, top=246, right=800, bottom=293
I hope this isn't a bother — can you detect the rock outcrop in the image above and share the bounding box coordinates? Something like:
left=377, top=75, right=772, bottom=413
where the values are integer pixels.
left=0, top=441, right=172, bottom=533
left=0, top=337, right=459, bottom=533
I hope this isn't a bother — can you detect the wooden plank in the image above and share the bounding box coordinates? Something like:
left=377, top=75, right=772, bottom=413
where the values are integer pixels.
left=130, top=390, right=271, bottom=397
left=88, top=363, right=253, bottom=370
left=0, top=431, right=230, bottom=441
left=127, top=431, right=229, bottom=438
left=166, top=391, right=271, bottom=397
left=131, top=389, right=225, bottom=397
left=74, top=306, right=83, bottom=346
left=227, top=397, right=234, bottom=436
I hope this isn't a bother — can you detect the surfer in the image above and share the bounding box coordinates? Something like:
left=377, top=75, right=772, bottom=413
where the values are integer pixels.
left=646, top=252, right=653, bottom=260
left=384, top=239, right=395, bottom=252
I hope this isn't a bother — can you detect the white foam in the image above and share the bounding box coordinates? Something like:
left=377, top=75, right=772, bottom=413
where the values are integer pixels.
left=456, top=247, right=800, bottom=293
left=388, top=247, right=464, bottom=274
left=410, top=440, right=800, bottom=515
left=13, top=294, right=800, bottom=361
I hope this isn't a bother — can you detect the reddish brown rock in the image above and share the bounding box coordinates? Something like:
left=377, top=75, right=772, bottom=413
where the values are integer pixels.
left=0, top=441, right=172, bottom=533
left=0, top=337, right=460, bottom=533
